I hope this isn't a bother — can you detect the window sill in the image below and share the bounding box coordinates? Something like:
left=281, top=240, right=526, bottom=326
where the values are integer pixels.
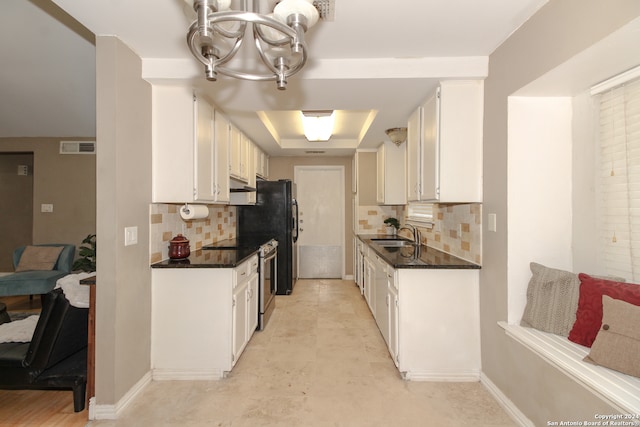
left=498, top=321, right=640, bottom=417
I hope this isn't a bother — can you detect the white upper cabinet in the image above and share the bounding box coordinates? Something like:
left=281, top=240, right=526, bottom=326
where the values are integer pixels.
left=230, top=137, right=257, bottom=205
left=255, top=147, right=269, bottom=179
left=152, top=86, right=229, bottom=204
left=377, top=141, right=406, bottom=205
left=212, top=110, right=230, bottom=203
left=229, top=124, right=243, bottom=182
left=195, top=97, right=216, bottom=201
left=406, top=80, right=483, bottom=203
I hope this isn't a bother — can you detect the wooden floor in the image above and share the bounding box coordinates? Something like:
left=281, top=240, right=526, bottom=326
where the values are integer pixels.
left=0, top=295, right=89, bottom=426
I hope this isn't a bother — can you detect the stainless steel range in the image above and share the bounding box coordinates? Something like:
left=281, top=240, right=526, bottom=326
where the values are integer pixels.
left=258, top=239, right=278, bottom=330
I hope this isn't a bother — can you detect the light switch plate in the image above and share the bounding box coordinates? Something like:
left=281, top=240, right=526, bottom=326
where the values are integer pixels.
left=41, top=203, right=53, bottom=213
left=124, top=226, right=138, bottom=246
left=488, top=213, right=497, bottom=232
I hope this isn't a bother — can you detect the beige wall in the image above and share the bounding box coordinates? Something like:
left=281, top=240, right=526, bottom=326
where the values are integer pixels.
left=95, top=36, right=152, bottom=406
left=481, top=0, right=640, bottom=424
left=0, top=139, right=96, bottom=270
left=269, top=156, right=354, bottom=276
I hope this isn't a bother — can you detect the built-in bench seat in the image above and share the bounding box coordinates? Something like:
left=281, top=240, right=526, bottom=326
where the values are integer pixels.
left=499, top=321, right=640, bottom=417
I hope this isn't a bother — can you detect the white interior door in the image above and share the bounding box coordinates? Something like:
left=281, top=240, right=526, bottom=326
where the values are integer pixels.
left=295, top=166, right=344, bottom=279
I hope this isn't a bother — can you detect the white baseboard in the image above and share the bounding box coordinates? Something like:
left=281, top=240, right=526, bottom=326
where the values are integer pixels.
left=480, top=372, right=533, bottom=427
left=152, top=368, right=226, bottom=381
left=90, top=371, right=152, bottom=420
left=402, top=369, right=480, bottom=382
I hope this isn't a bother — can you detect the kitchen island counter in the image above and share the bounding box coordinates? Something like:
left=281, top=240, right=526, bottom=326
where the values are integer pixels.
left=358, top=234, right=480, bottom=269
left=150, top=248, right=259, bottom=269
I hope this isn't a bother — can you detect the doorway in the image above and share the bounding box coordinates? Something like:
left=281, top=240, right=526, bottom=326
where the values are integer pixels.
left=0, top=153, right=34, bottom=271
left=294, top=165, right=345, bottom=279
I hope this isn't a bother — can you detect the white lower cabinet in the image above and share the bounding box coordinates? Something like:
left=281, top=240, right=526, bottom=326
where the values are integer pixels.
left=232, top=278, right=248, bottom=365
left=361, top=242, right=480, bottom=380
left=363, top=251, right=375, bottom=315
left=388, top=277, right=399, bottom=368
left=374, top=254, right=390, bottom=346
left=232, top=256, right=259, bottom=365
left=151, top=255, right=259, bottom=379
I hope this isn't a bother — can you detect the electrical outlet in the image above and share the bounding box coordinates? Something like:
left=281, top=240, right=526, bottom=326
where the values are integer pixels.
left=458, top=224, right=463, bottom=237
left=41, top=203, right=53, bottom=213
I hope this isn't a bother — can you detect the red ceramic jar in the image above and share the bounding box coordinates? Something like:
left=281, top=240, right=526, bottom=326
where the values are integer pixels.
left=168, top=234, right=190, bottom=260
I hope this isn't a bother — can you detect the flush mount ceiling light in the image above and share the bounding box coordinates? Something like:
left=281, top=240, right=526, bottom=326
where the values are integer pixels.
left=185, top=0, right=320, bottom=90
left=301, top=110, right=335, bottom=142
left=385, top=127, right=408, bottom=146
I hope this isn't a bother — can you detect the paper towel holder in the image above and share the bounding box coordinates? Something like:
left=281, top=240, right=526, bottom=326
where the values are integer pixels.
left=179, top=203, right=210, bottom=221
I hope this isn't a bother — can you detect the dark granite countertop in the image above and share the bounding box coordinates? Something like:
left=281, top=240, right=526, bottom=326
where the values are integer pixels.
left=358, top=234, right=480, bottom=269
left=151, top=248, right=259, bottom=269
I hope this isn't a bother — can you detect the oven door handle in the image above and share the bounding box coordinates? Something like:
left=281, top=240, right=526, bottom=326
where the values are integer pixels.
left=263, top=251, right=277, bottom=263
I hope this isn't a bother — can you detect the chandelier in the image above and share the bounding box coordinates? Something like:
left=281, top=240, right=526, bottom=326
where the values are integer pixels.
left=386, top=127, right=408, bottom=146
left=185, top=0, right=320, bottom=90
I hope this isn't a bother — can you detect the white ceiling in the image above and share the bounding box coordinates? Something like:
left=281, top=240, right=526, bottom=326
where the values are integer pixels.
left=1, top=0, right=549, bottom=156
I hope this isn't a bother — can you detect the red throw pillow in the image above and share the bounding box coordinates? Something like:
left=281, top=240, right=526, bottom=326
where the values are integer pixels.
left=568, top=274, right=640, bottom=347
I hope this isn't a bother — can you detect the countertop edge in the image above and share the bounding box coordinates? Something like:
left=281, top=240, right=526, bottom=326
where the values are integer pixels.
left=150, top=248, right=259, bottom=269
left=358, top=234, right=481, bottom=270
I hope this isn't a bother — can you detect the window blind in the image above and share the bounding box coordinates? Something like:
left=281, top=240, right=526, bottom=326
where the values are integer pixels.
left=407, top=202, right=434, bottom=224
left=598, top=76, right=640, bottom=281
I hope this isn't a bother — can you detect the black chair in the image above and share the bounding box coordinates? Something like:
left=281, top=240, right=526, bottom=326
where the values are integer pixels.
left=0, top=289, right=88, bottom=412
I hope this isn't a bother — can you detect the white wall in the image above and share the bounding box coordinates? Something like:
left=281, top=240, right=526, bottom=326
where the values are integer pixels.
left=507, top=96, right=573, bottom=324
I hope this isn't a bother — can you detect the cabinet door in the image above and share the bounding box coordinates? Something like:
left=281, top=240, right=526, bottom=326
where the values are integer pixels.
left=240, top=132, right=250, bottom=182
left=406, top=107, right=421, bottom=202
left=246, top=139, right=256, bottom=202
left=152, top=86, right=196, bottom=203
left=376, top=144, right=385, bottom=203
left=213, top=110, right=230, bottom=203
left=377, top=142, right=406, bottom=205
left=374, top=256, right=389, bottom=345
left=194, top=96, right=216, bottom=202
left=364, top=256, right=375, bottom=314
left=388, top=274, right=399, bottom=367
left=229, top=125, right=242, bottom=180
left=247, top=272, right=259, bottom=336
left=420, top=88, right=440, bottom=201
left=232, top=280, right=248, bottom=366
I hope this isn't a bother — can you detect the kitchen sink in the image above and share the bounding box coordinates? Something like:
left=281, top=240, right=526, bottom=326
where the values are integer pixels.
left=371, top=239, right=417, bottom=247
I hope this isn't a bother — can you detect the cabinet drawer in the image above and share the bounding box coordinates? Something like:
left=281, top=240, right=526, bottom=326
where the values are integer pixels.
left=234, top=254, right=259, bottom=287
left=248, top=255, right=258, bottom=275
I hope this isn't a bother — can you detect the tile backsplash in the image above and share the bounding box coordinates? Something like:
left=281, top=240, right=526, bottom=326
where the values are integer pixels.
left=149, top=203, right=236, bottom=264
left=150, top=201, right=481, bottom=266
left=358, top=203, right=482, bottom=265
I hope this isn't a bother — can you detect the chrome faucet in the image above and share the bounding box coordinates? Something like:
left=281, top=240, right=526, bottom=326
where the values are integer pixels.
left=399, top=224, right=421, bottom=246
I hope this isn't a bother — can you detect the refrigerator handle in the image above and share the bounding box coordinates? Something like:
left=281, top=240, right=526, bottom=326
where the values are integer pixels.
left=292, top=198, right=299, bottom=243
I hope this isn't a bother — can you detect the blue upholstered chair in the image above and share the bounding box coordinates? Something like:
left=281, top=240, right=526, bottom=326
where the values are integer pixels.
left=0, top=244, right=75, bottom=297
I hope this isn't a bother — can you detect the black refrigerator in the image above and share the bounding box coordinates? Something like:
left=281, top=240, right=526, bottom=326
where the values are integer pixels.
left=237, top=180, right=299, bottom=295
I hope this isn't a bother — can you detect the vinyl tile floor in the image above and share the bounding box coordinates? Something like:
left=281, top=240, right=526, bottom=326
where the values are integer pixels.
left=89, top=279, right=516, bottom=427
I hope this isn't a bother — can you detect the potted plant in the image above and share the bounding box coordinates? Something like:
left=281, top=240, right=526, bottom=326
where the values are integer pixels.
left=383, top=217, right=400, bottom=236
left=73, top=234, right=96, bottom=272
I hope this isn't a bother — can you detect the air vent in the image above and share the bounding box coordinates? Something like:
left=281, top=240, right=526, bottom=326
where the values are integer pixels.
left=313, top=0, right=335, bottom=21
left=305, top=150, right=326, bottom=154
left=60, top=141, right=96, bottom=155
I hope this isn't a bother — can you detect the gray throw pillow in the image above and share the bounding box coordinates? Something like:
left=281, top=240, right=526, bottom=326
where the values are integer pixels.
left=520, top=262, right=580, bottom=337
